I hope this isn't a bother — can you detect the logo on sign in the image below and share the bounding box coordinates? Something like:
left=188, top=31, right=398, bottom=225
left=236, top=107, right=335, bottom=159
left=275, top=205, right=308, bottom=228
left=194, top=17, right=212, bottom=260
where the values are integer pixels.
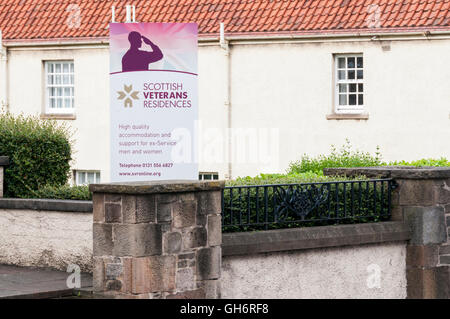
left=117, top=84, right=139, bottom=108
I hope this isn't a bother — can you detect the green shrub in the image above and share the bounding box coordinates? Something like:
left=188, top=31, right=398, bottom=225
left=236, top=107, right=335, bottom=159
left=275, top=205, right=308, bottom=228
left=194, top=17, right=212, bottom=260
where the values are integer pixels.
left=287, top=139, right=450, bottom=175
left=0, top=112, right=73, bottom=198
left=388, top=158, right=450, bottom=167
left=224, top=140, right=450, bottom=233
left=288, top=139, right=383, bottom=175
left=30, top=184, right=91, bottom=201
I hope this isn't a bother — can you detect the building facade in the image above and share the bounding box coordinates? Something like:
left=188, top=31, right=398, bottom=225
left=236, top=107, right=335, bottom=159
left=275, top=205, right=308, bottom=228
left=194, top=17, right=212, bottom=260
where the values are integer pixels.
left=0, top=1, right=449, bottom=183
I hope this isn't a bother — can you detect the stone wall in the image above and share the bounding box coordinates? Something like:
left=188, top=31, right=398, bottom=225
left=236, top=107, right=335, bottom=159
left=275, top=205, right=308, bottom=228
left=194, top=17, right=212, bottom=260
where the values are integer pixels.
left=324, top=166, right=450, bottom=299
left=221, top=222, right=410, bottom=299
left=90, top=180, right=224, bottom=299
left=1, top=166, right=448, bottom=299
left=0, top=198, right=93, bottom=272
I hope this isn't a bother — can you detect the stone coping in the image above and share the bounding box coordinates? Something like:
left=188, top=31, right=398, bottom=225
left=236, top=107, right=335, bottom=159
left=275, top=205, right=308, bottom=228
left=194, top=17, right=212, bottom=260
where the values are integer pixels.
left=0, top=156, right=9, bottom=166
left=222, top=221, right=410, bottom=256
left=89, top=180, right=225, bottom=194
left=0, top=198, right=92, bottom=213
left=323, top=166, right=450, bottom=179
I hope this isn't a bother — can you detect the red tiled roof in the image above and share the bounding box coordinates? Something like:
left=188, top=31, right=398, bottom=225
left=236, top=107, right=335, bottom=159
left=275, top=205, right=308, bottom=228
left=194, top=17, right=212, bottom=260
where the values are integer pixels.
left=0, top=0, right=449, bottom=41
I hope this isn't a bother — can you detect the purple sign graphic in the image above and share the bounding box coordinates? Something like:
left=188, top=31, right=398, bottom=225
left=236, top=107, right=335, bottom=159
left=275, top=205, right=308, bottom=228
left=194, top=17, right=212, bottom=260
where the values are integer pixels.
left=110, top=23, right=198, bottom=182
left=122, top=31, right=164, bottom=72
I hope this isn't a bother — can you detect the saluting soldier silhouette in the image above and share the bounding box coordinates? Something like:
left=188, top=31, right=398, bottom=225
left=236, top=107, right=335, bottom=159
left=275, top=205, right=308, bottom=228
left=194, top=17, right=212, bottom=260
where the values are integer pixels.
left=122, top=31, right=163, bottom=72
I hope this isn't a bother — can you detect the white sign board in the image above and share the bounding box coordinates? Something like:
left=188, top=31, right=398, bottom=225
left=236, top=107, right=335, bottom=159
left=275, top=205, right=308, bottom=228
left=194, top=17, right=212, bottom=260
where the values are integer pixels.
left=109, top=23, right=198, bottom=181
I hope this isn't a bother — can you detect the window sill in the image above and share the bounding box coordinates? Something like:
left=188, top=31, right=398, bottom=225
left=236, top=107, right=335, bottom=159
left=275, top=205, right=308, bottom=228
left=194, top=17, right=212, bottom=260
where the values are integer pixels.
left=326, top=113, right=369, bottom=121
left=40, top=113, right=76, bottom=120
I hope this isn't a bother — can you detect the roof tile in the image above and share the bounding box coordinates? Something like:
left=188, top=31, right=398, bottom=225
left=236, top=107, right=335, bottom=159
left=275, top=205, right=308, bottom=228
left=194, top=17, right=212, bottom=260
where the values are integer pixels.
left=0, top=0, right=448, bottom=41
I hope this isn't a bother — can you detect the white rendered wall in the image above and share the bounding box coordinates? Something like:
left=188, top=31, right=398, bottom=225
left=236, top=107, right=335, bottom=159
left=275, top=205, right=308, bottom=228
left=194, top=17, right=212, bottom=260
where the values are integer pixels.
left=0, top=209, right=92, bottom=272
left=5, top=38, right=450, bottom=181
left=7, top=47, right=110, bottom=181
left=221, top=242, right=407, bottom=299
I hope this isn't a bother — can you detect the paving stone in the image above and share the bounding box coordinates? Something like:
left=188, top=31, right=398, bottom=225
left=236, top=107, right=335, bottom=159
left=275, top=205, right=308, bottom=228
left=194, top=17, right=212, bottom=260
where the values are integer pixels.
left=0, top=265, right=92, bottom=299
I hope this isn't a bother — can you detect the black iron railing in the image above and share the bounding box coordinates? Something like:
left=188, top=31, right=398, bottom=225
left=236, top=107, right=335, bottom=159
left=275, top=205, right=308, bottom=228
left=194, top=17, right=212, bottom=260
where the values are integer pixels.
left=221, top=179, right=396, bottom=232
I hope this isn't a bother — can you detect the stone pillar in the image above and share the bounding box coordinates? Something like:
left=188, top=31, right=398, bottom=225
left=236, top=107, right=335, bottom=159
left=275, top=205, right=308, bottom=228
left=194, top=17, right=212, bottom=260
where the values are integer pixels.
left=89, top=180, right=224, bottom=299
left=0, top=156, right=9, bottom=198
left=324, top=167, right=450, bottom=299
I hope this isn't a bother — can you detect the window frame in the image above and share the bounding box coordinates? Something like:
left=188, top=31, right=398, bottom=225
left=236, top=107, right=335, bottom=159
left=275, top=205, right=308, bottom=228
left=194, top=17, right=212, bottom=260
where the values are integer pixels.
left=199, top=172, right=219, bottom=181
left=334, top=54, right=364, bottom=114
left=44, top=60, right=75, bottom=115
left=74, top=170, right=101, bottom=186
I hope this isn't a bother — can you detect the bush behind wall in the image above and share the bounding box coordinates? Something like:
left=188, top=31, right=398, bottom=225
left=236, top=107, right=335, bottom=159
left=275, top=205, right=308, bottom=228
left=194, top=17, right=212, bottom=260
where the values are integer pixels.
left=0, top=112, right=73, bottom=198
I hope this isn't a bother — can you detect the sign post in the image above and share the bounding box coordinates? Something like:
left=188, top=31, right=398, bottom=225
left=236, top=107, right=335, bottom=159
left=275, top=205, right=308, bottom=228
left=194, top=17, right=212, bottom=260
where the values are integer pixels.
left=109, top=23, right=198, bottom=182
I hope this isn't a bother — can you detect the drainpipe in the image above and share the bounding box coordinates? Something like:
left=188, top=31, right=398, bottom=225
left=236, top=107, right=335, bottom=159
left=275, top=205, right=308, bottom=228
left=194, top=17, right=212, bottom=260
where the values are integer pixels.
left=220, top=23, right=232, bottom=180
left=0, top=30, right=8, bottom=112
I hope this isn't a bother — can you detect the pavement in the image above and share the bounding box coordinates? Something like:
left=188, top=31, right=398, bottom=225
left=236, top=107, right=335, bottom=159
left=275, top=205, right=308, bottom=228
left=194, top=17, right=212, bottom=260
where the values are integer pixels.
left=0, top=264, right=92, bottom=299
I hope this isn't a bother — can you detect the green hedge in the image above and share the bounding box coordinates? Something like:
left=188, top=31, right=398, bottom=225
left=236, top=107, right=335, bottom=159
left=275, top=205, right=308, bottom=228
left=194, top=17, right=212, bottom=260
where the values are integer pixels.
left=30, top=184, right=92, bottom=201
left=0, top=112, right=73, bottom=198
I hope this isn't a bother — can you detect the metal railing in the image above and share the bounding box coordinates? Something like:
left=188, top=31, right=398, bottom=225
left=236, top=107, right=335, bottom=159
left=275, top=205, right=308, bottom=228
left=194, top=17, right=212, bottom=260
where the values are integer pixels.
left=221, top=179, right=395, bottom=232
